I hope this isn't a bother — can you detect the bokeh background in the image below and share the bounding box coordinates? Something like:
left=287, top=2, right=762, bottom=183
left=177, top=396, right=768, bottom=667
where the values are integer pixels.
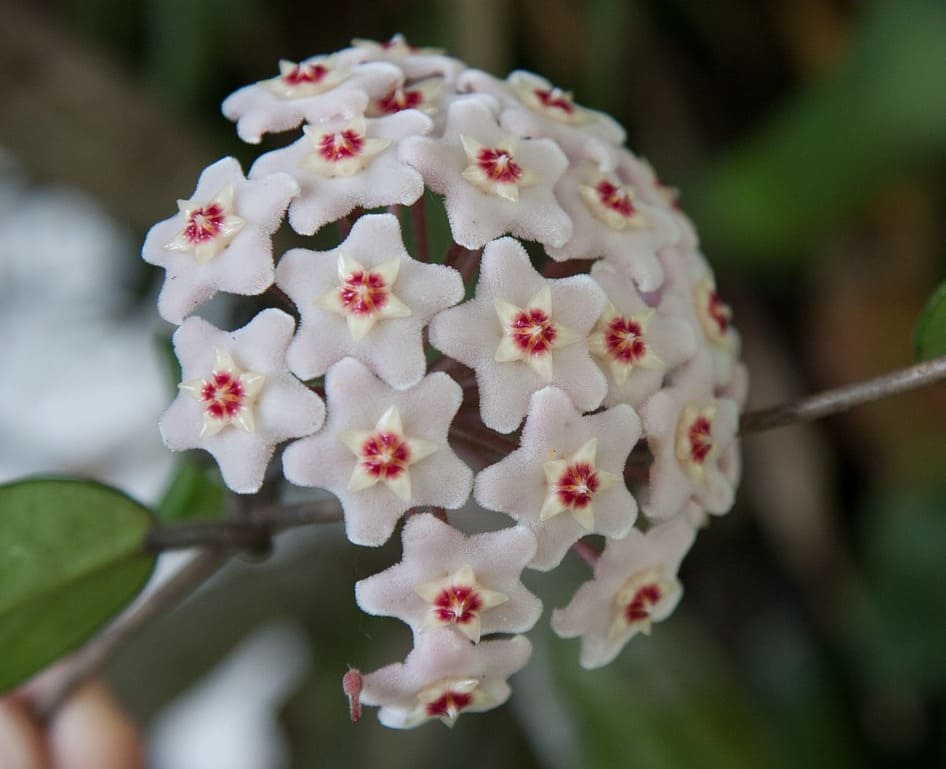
left=1, top=0, right=946, bottom=766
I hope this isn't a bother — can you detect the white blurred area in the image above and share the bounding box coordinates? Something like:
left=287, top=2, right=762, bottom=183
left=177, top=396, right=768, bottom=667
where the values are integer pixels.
left=0, top=151, right=310, bottom=768
left=0, top=148, right=172, bottom=504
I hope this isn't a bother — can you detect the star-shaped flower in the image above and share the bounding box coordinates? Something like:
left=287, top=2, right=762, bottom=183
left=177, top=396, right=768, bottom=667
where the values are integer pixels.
left=551, top=516, right=696, bottom=669
left=276, top=213, right=463, bottom=390
left=344, top=34, right=466, bottom=82
left=367, top=78, right=444, bottom=118
left=249, top=111, right=430, bottom=236
left=355, top=513, right=541, bottom=643
left=587, top=262, right=698, bottom=409
left=360, top=630, right=532, bottom=728
left=159, top=309, right=326, bottom=493
left=282, top=358, right=473, bottom=546
left=142, top=157, right=298, bottom=324
left=222, top=56, right=402, bottom=143
left=429, top=237, right=606, bottom=433
left=546, top=165, right=680, bottom=291
left=458, top=69, right=625, bottom=158
left=474, top=386, right=641, bottom=570
left=399, top=97, right=573, bottom=249
left=639, top=351, right=740, bottom=520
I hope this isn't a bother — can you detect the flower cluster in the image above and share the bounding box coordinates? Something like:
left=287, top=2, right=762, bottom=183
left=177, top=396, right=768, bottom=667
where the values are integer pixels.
left=144, top=34, right=746, bottom=729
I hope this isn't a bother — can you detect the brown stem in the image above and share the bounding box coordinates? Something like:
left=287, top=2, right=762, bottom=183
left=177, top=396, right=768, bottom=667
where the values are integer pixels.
left=741, top=354, right=946, bottom=434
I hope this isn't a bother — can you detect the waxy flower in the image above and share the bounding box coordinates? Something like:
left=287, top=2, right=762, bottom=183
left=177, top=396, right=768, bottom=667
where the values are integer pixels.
left=429, top=237, right=606, bottom=433
left=281, top=358, right=472, bottom=546
left=475, top=386, right=641, bottom=570
left=159, top=309, right=325, bottom=494
left=400, top=97, right=573, bottom=249
left=142, top=157, right=298, bottom=324
left=552, top=516, right=696, bottom=668
left=346, top=34, right=465, bottom=82
left=276, top=213, right=463, bottom=389
left=360, top=630, right=532, bottom=728
left=587, top=262, right=698, bottom=409
left=355, top=513, right=542, bottom=642
left=640, top=352, right=740, bottom=520
left=249, top=111, right=430, bottom=235
left=222, top=57, right=402, bottom=144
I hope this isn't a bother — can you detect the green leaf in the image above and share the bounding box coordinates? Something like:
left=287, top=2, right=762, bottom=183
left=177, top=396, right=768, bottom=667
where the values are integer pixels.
left=0, top=478, right=156, bottom=692
left=157, top=461, right=226, bottom=522
left=913, top=280, right=946, bottom=361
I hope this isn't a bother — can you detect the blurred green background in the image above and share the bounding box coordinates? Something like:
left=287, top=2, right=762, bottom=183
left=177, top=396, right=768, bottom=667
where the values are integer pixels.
left=2, top=0, right=946, bottom=766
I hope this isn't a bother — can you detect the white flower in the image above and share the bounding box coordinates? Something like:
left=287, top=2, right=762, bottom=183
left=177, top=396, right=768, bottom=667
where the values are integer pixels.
left=551, top=516, right=696, bottom=668
left=429, top=237, right=606, bottom=433
left=159, top=310, right=326, bottom=494
left=355, top=513, right=541, bottom=643
left=474, top=386, right=641, bottom=570
left=276, top=213, right=463, bottom=390
left=281, top=358, right=473, bottom=546
left=141, top=157, right=298, bottom=324
left=345, top=34, right=465, bottom=82
left=249, top=112, right=430, bottom=236
left=360, top=630, right=532, bottom=728
left=399, top=97, right=573, bottom=249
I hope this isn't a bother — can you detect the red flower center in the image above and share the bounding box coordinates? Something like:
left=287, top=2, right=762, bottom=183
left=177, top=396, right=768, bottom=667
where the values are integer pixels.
left=282, top=62, right=328, bottom=86
left=360, top=432, right=411, bottom=479
left=425, top=691, right=474, bottom=720
left=688, top=416, right=713, bottom=464
left=201, top=371, right=245, bottom=420
left=623, top=583, right=662, bottom=624
left=706, top=291, right=732, bottom=336
left=534, top=87, right=575, bottom=115
left=509, top=308, right=557, bottom=355
left=476, top=147, right=523, bottom=183
left=339, top=270, right=388, bottom=315
left=595, top=180, right=635, bottom=218
left=183, top=203, right=225, bottom=244
left=432, top=585, right=483, bottom=626
left=604, top=317, right=647, bottom=364
left=555, top=462, right=601, bottom=509
left=376, top=87, right=424, bottom=114
left=318, top=129, right=365, bottom=163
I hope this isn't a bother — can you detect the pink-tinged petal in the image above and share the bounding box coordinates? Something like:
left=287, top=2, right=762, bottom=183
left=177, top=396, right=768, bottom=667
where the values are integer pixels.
left=399, top=97, right=573, bottom=249
left=222, top=59, right=402, bottom=143
left=640, top=352, right=740, bottom=520
left=343, top=35, right=466, bottom=82
left=475, top=386, right=641, bottom=570
left=551, top=516, right=696, bottom=669
left=249, top=111, right=430, bottom=236
left=355, top=513, right=541, bottom=641
left=277, top=213, right=463, bottom=389
left=142, top=158, right=298, bottom=324
left=158, top=310, right=325, bottom=493
left=360, top=631, right=531, bottom=728
left=281, top=358, right=472, bottom=547
left=429, top=237, right=606, bottom=433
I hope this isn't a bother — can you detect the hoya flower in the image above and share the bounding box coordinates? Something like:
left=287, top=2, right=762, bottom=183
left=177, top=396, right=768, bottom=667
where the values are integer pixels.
left=399, top=96, right=573, bottom=249
left=475, top=386, right=641, bottom=570
left=276, top=213, right=463, bottom=389
left=355, top=513, right=542, bottom=643
left=460, top=69, right=625, bottom=158
left=360, top=630, right=532, bottom=728
left=222, top=57, right=402, bottom=144
left=551, top=516, right=696, bottom=669
left=640, top=351, right=740, bottom=520
left=545, top=164, right=679, bottom=291
left=345, top=34, right=465, bottom=82
left=587, top=262, right=698, bottom=409
left=142, top=157, right=298, bottom=324
left=281, top=358, right=473, bottom=546
left=159, top=309, right=326, bottom=494
left=366, top=77, right=444, bottom=119
left=249, top=111, right=430, bottom=235
left=429, top=237, right=607, bottom=433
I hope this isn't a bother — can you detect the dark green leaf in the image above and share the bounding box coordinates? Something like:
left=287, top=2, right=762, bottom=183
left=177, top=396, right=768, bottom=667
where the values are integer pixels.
left=0, top=478, right=156, bottom=692
left=157, top=461, right=226, bottom=522
left=913, top=280, right=946, bottom=361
